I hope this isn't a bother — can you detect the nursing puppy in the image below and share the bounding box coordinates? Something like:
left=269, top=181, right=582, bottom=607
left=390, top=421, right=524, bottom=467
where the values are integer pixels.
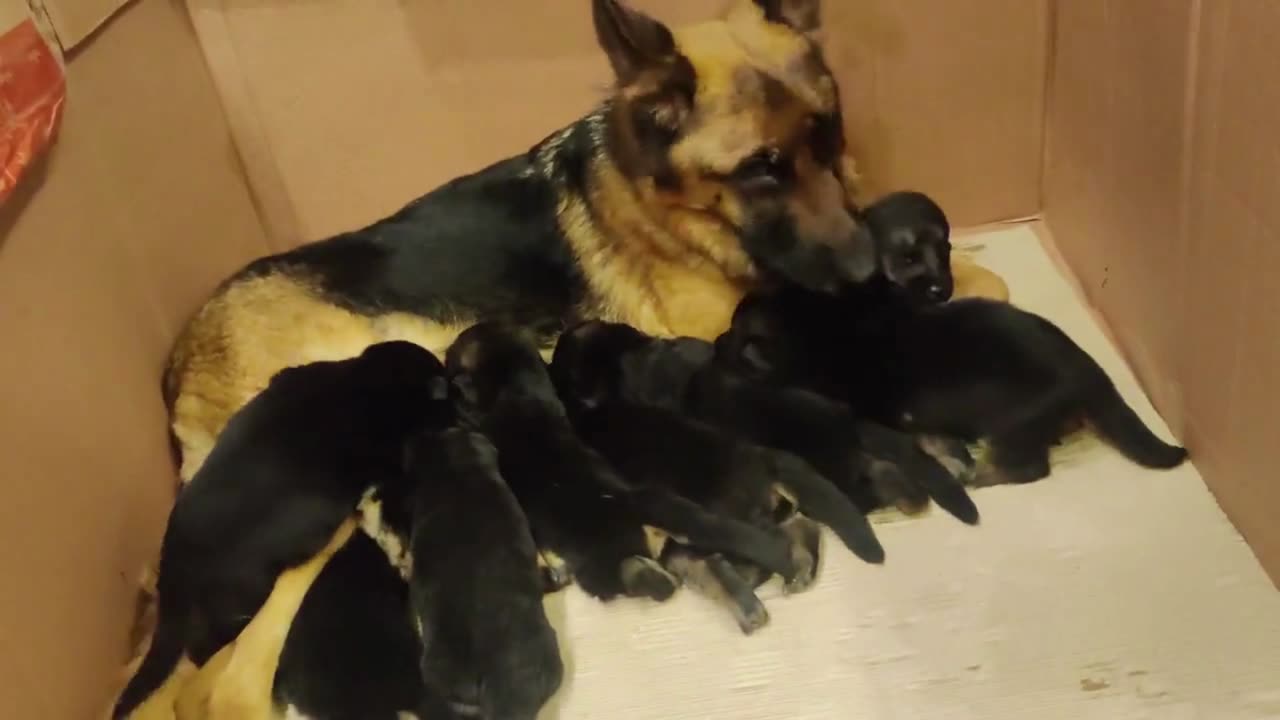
left=166, top=0, right=876, bottom=485
left=722, top=192, right=1189, bottom=485
left=553, top=319, right=979, bottom=524
left=272, top=532, right=446, bottom=720
left=274, top=429, right=558, bottom=720
left=550, top=328, right=891, bottom=562
left=445, top=322, right=797, bottom=604
left=405, top=428, right=562, bottom=720
left=112, top=341, right=452, bottom=719
left=552, top=341, right=887, bottom=631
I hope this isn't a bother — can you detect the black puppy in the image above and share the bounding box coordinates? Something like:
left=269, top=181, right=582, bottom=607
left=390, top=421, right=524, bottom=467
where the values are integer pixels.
left=113, top=341, right=452, bottom=719
left=553, top=319, right=979, bottom=526
left=550, top=326, right=891, bottom=562
left=861, top=190, right=956, bottom=305
left=273, top=531, right=455, bottom=720
left=721, top=192, right=1189, bottom=485
left=274, top=428, right=562, bottom=720
left=445, top=322, right=798, bottom=605
left=404, top=428, right=563, bottom=720
left=551, top=337, right=889, bottom=631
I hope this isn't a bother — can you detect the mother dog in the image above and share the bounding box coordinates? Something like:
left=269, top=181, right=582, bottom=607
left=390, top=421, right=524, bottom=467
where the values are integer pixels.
left=166, top=0, right=875, bottom=481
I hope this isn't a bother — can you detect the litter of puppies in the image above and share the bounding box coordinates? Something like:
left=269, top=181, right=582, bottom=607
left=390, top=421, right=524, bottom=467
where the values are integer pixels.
left=112, top=190, right=1187, bottom=720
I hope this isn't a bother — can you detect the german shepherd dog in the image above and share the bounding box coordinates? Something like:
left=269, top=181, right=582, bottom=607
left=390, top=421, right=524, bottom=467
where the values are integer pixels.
left=445, top=322, right=800, bottom=605
left=164, top=0, right=874, bottom=483
left=551, top=318, right=980, bottom=525
left=720, top=192, right=1189, bottom=486
left=273, top=429, right=563, bottom=720
left=112, top=341, right=452, bottom=718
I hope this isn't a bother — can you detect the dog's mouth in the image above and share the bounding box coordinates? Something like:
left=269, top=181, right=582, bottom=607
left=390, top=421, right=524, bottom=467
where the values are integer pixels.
left=739, top=214, right=877, bottom=294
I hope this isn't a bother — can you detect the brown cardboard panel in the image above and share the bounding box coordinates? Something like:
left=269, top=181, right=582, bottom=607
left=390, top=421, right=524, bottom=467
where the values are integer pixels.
left=827, top=0, right=1049, bottom=225
left=0, top=0, right=267, bottom=715
left=1182, top=0, right=1280, bottom=582
left=1044, top=0, right=1280, bottom=582
left=1042, top=0, right=1196, bottom=436
left=191, top=0, right=1049, bottom=245
left=37, top=0, right=129, bottom=49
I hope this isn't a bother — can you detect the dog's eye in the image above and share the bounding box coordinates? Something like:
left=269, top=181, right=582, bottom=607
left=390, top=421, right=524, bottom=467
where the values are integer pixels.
left=809, top=113, right=844, bottom=166
left=733, top=148, right=791, bottom=189
left=902, top=249, right=923, bottom=265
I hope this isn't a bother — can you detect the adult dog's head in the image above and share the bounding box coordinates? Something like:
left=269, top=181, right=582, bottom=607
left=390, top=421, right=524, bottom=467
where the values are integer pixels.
left=595, top=0, right=874, bottom=293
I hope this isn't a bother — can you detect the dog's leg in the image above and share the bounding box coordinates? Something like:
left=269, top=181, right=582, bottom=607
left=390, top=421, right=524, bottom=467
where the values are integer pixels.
left=620, top=555, right=680, bottom=601
left=977, top=431, right=1053, bottom=486
left=917, top=434, right=977, bottom=484
left=778, top=514, right=821, bottom=594
left=663, top=547, right=769, bottom=634
left=110, top=658, right=196, bottom=720
left=172, top=646, right=233, bottom=719
left=202, top=518, right=357, bottom=720
left=860, top=454, right=931, bottom=516
left=537, top=548, right=573, bottom=594
left=951, top=254, right=1010, bottom=302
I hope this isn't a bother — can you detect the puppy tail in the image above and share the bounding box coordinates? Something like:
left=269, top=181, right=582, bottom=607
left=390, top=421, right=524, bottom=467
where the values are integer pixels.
left=628, top=487, right=796, bottom=578
left=769, top=454, right=887, bottom=564
left=110, top=595, right=186, bottom=719
left=1085, top=382, right=1188, bottom=469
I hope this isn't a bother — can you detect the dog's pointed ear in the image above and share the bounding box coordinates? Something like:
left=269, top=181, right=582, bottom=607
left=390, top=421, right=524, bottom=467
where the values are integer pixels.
left=594, top=0, right=694, bottom=136
left=593, top=0, right=677, bottom=86
left=752, top=0, right=822, bottom=35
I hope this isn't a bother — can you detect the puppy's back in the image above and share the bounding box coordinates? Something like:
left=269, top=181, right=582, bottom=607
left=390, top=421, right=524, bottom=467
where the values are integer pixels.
left=405, top=428, right=563, bottom=720
left=273, top=532, right=427, bottom=719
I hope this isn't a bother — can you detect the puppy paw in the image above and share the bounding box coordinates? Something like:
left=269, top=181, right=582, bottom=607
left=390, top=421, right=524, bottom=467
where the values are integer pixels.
left=917, top=435, right=977, bottom=483
left=621, top=556, right=679, bottom=601
left=737, top=600, right=771, bottom=635
left=540, top=564, right=573, bottom=594
left=783, top=547, right=817, bottom=594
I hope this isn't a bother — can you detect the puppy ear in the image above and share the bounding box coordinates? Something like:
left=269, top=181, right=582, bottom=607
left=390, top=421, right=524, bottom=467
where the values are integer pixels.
left=450, top=373, right=479, bottom=406
left=428, top=375, right=450, bottom=402
left=739, top=338, right=775, bottom=374
left=752, top=0, right=822, bottom=35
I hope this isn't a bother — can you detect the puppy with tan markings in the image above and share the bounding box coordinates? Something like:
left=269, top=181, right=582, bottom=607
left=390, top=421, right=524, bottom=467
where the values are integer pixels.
left=271, top=429, right=557, bottom=720
left=445, top=322, right=798, bottom=606
left=271, top=531, right=453, bottom=720
left=550, top=346, right=886, bottom=633
left=722, top=191, right=1189, bottom=486
left=165, top=0, right=873, bottom=483
left=402, top=428, right=563, bottom=720
left=552, top=319, right=980, bottom=524
left=112, top=341, right=452, bottom=719
left=550, top=323, right=897, bottom=556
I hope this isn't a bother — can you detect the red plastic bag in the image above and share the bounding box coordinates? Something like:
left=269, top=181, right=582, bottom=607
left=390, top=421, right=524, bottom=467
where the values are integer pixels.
left=0, top=14, right=64, bottom=204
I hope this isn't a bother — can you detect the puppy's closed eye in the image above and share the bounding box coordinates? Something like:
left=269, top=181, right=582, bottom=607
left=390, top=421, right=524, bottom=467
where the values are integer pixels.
left=429, top=376, right=450, bottom=401
left=451, top=374, right=479, bottom=405
left=739, top=339, right=774, bottom=374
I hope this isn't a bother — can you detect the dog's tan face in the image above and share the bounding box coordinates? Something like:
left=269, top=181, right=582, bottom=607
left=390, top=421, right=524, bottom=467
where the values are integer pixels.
left=596, top=0, right=874, bottom=292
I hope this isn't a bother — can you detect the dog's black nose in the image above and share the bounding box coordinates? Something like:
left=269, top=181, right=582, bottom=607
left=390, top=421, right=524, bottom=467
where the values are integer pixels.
left=926, top=284, right=947, bottom=301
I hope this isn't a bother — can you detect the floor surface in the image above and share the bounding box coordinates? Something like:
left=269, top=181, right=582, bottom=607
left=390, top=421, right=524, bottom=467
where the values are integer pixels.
left=540, top=223, right=1280, bottom=720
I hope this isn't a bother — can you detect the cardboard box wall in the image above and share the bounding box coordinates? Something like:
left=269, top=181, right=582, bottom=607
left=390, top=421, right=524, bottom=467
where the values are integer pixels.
left=0, top=0, right=1273, bottom=717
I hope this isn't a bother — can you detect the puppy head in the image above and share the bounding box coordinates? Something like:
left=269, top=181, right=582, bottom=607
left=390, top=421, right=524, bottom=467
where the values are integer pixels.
left=861, top=191, right=954, bottom=304
left=353, top=340, right=453, bottom=429
left=716, top=289, right=827, bottom=382
left=445, top=323, right=561, bottom=425
left=595, top=0, right=875, bottom=292
left=549, top=319, right=652, bottom=409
